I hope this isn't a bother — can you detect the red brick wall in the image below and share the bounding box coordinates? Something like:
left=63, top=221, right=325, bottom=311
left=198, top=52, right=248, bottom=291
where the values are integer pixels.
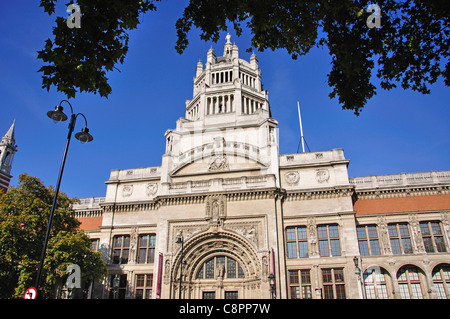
left=354, top=194, right=450, bottom=215
left=78, top=217, right=102, bottom=231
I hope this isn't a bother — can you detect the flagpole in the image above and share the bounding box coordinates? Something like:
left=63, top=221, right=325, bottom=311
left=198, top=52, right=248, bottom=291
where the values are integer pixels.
left=297, top=101, right=305, bottom=153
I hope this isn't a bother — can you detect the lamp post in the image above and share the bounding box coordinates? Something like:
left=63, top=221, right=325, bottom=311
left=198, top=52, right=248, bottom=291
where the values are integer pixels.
left=34, top=100, right=93, bottom=296
left=176, top=235, right=184, bottom=299
left=353, top=256, right=365, bottom=299
left=268, top=273, right=276, bottom=299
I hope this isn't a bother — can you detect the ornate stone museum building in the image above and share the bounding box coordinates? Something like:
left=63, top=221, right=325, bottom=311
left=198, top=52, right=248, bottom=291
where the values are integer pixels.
left=72, top=36, right=450, bottom=299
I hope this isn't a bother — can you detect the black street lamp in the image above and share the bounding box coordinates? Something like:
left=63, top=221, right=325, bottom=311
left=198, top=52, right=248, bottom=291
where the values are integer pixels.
left=176, top=235, right=184, bottom=299
left=34, top=100, right=93, bottom=297
left=268, top=273, right=276, bottom=299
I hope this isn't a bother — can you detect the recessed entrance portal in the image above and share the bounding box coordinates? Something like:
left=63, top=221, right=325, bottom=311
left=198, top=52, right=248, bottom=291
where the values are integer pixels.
left=171, top=230, right=266, bottom=299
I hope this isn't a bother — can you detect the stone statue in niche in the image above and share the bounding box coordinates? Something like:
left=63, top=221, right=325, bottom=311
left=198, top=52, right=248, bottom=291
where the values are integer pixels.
left=205, top=195, right=227, bottom=225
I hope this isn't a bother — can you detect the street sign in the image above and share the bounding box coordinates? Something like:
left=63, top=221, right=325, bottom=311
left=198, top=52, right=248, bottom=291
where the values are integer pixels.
left=23, top=287, right=38, bottom=299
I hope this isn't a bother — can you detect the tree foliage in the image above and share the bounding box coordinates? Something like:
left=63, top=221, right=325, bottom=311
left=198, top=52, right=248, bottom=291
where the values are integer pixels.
left=38, top=0, right=449, bottom=114
left=0, top=174, right=107, bottom=298
left=38, top=0, right=160, bottom=98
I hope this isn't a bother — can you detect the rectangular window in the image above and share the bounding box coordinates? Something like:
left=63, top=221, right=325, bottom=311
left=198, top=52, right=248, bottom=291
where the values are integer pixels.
left=202, top=291, right=215, bottom=299
left=138, top=234, right=156, bottom=264
left=322, top=268, right=346, bottom=299
left=420, top=221, right=446, bottom=253
left=388, top=223, right=413, bottom=255
left=109, top=274, right=127, bottom=299
left=225, top=291, right=238, bottom=299
left=289, top=269, right=312, bottom=299
left=135, top=274, right=153, bottom=299
left=91, top=239, right=99, bottom=252
left=357, top=225, right=381, bottom=256
left=112, top=235, right=130, bottom=264
left=285, top=226, right=308, bottom=258
left=318, top=225, right=340, bottom=257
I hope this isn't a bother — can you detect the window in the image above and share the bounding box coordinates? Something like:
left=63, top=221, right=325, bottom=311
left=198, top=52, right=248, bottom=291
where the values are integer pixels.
left=397, top=266, right=424, bottom=299
left=420, top=222, right=446, bottom=253
left=318, top=225, right=340, bottom=257
left=322, top=268, right=345, bottom=299
left=112, top=235, right=130, bottom=264
left=286, top=226, right=308, bottom=258
left=109, top=274, right=127, bottom=299
left=289, top=270, right=312, bottom=299
left=225, top=291, right=238, bottom=299
left=138, top=234, right=156, bottom=263
left=196, top=256, right=245, bottom=280
left=203, top=291, right=215, bottom=299
left=357, top=225, right=381, bottom=256
left=388, top=223, right=413, bottom=255
left=363, top=268, right=389, bottom=299
left=135, top=274, right=153, bottom=299
left=91, top=239, right=99, bottom=252
left=432, top=265, right=450, bottom=299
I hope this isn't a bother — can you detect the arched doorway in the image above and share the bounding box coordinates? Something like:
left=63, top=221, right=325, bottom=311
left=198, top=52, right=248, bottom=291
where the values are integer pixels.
left=170, top=230, right=264, bottom=299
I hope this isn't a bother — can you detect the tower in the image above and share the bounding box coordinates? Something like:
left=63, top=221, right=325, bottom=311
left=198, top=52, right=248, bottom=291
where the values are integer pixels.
left=0, top=120, right=17, bottom=192
left=162, top=33, right=280, bottom=187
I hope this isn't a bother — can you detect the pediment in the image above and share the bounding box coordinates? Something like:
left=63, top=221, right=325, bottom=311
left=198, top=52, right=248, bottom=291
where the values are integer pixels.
left=171, top=152, right=267, bottom=176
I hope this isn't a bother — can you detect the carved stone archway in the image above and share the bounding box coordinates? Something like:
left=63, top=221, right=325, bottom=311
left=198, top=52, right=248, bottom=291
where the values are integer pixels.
left=171, top=230, right=264, bottom=299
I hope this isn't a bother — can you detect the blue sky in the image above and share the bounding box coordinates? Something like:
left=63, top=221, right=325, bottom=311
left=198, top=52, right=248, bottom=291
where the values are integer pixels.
left=1, top=1, right=449, bottom=199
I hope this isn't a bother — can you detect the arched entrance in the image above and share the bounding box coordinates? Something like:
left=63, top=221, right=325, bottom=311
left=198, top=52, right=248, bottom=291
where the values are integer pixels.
left=171, top=230, right=264, bottom=299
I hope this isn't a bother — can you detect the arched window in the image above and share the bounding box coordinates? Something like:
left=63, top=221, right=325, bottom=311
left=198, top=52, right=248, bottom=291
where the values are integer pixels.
left=397, top=266, right=425, bottom=299
left=196, top=256, right=245, bottom=280
left=432, top=264, right=450, bottom=299
left=363, top=267, right=390, bottom=299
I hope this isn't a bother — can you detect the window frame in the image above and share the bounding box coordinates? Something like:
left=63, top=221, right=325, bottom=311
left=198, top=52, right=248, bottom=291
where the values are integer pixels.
left=286, top=226, right=308, bottom=259
left=397, top=266, right=424, bottom=299
left=420, top=221, right=447, bottom=253
left=112, top=235, right=130, bottom=264
left=288, top=269, right=312, bottom=299
left=321, top=268, right=346, bottom=299
left=137, top=234, right=156, bottom=264
left=357, top=225, right=381, bottom=256
left=388, top=223, right=413, bottom=255
left=135, top=274, right=153, bottom=299
left=317, top=224, right=341, bottom=257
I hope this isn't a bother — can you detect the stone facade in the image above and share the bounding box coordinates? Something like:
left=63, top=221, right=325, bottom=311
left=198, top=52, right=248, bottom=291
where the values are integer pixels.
left=73, top=36, right=450, bottom=299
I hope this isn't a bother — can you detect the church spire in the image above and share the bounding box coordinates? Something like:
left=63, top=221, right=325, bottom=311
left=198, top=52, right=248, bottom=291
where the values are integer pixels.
left=0, top=120, right=18, bottom=192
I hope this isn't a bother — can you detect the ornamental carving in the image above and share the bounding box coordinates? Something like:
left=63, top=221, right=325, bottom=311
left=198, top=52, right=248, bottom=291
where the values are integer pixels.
left=285, top=171, right=300, bottom=185
left=146, top=183, right=158, bottom=196
left=307, top=217, right=319, bottom=257
left=208, top=154, right=229, bottom=171
left=315, top=169, right=330, bottom=183
left=409, top=214, right=426, bottom=254
left=122, top=185, right=133, bottom=197
left=377, top=216, right=392, bottom=255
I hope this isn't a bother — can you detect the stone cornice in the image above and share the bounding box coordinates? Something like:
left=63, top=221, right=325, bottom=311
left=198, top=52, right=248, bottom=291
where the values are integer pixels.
left=97, top=187, right=284, bottom=214
left=285, top=185, right=354, bottom=201
left=353, top=184, right=450, bottom=200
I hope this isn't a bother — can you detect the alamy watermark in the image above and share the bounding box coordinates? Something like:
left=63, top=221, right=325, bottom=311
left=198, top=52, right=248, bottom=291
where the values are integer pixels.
left=65, top=3, right=380, bottom=30
left=66, top=4, right=81, bottom=29
left=366, top=4, right=381, bottom=29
